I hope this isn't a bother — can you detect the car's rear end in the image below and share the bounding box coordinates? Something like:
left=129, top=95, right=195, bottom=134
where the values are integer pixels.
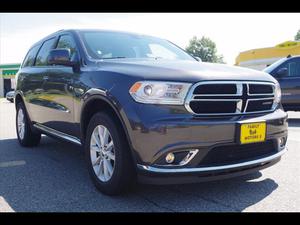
left=6, top=91, right=15, bottom=103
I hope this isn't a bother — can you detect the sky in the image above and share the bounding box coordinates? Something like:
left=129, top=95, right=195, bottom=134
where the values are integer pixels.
left=0, top=13, right=299, bottom=65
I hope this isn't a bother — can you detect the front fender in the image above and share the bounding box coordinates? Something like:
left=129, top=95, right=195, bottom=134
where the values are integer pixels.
left=80, top=88, right=141, bottom=164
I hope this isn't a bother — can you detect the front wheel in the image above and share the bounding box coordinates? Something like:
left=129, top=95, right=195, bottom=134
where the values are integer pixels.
left=16, top=102, right=41, bottom=147
left=85, top=112, right=136, bottom=195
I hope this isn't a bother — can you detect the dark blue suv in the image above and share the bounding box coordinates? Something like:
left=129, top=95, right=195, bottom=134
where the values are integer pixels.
left=15, top=29, right=288, bottom=195
left=264, top=55, right=300, bottom=111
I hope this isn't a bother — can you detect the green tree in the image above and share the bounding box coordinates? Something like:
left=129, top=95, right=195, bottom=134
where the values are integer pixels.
left=185, top=36, right=225, bottom=63
left=295, top=29, right=300, bottom=41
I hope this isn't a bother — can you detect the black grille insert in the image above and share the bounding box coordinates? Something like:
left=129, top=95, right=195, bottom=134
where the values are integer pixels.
left=193, top=84, right=237, bottom=95
left=246, top=100, right=273, bottom=112
left=199, top=141, right=275, bottom=167
left=249, top=84, right=273, bottom=94
left=190, top=101, right=237, bottom=114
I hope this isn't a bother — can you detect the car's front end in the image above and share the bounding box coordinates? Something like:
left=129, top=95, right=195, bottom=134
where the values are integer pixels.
left=112, top=67, right=288, bottom=185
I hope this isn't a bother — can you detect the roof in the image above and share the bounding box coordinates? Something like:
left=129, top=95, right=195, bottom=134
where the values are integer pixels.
left=30, top=29, right=158, bottom=48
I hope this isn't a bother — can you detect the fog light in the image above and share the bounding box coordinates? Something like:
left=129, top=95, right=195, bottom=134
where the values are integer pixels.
left=279, top=137, right=286, bottom=148
left=165, top=153, right=175, bottom=164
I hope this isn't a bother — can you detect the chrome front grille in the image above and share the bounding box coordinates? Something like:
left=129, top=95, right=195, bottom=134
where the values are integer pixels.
left=185, top=81, right=276, bottom=115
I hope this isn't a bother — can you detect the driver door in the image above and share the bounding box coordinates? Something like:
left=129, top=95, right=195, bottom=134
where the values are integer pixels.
left=42, top=34, right=79, bottom=136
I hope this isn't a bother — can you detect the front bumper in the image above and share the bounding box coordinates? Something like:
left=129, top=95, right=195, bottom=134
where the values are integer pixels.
left=124, top=104, right=288, bottom=184
left=137, top=147, right=286, bottom=184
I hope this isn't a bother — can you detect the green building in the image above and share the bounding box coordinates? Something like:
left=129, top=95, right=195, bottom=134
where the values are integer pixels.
left=0, top=64, right=21, bottom=97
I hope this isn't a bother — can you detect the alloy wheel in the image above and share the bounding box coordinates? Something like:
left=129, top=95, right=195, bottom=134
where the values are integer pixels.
left=17, top=108, right=25, bottom=140
left=90, top=125, right=115, bottom=182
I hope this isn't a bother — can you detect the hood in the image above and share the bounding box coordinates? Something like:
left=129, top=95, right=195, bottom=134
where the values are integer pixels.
left=95, top=59, right=277, bottom=84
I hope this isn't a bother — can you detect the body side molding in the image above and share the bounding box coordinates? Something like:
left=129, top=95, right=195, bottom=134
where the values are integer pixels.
left=33, top=123, right=82, bottom=145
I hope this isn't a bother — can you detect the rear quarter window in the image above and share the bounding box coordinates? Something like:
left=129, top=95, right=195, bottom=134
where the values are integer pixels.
left=22, top=45, right=41, bottom=68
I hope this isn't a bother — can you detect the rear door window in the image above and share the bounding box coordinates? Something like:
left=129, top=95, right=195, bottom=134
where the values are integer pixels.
left=35, top=38, right=56, bottom=66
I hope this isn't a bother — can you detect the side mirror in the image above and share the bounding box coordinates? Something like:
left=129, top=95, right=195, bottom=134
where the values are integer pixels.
left=48, top=49, right=75, bottom=66
left=276, top=67, right=288, bottom=77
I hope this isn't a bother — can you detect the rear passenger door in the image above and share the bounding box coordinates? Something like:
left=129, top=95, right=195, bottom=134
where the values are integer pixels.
left=41, top=34, right=79, bottom=136
left=18, top=44, right=41, bottom=119
left=272, top=58, right=300, bottom=108
left=24, top=38, right=57, bottom=123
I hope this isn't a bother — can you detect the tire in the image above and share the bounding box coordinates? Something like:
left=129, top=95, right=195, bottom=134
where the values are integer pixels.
left=16, top=102, right=41, bottom=147
left=85, top=112, right=136, bottom=195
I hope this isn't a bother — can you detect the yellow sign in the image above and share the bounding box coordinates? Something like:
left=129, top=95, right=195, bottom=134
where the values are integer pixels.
left=240, top=122, right=266, bottom=144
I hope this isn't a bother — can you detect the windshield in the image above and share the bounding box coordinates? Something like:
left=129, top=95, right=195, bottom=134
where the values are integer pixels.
left=79, top=31, right=195, bottom=61
left=263, top=58, right=287, bottom=73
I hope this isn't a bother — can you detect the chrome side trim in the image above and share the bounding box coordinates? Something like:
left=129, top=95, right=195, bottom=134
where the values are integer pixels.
left=33, top=123, right=82, bottom=146
left=137, top=147, right=287, bottom=173
left=190, top=99, right=241, bottom=102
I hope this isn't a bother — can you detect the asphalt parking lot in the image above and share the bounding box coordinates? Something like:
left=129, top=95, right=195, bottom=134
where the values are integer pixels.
left=0, top=98, right=299, bottom=212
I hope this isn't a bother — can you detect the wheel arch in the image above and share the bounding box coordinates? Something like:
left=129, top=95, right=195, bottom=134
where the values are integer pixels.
left=80, top=91, right=137, bottom=164
left=14, top=91, right=24, bottom=109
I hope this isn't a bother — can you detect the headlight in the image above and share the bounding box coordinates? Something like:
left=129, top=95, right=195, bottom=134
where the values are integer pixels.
left=274, top=82, right=281, bottom=105
left=129, top=81, right=192, bottom=105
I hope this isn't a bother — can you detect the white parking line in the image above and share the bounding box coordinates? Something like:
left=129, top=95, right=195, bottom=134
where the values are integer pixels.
left=0, top=197, right=14, bottom=212
left=0, top=160, right=26, bottom=168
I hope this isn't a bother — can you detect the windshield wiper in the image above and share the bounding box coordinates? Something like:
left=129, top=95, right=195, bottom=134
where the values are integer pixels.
left=147, top=56, right=163, bottom=60
left=100, top=56, right=164, bottom=60
left=101, top=56, right=127, bottom=59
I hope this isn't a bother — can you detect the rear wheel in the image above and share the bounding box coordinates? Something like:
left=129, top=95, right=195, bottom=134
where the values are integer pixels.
left=85, top=112, right=136, bottom=195
left=16, top=102, right=41, bottom=147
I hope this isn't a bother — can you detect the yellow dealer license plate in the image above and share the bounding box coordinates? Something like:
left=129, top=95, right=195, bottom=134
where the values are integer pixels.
left=240, top=122, right=266, bottom=144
